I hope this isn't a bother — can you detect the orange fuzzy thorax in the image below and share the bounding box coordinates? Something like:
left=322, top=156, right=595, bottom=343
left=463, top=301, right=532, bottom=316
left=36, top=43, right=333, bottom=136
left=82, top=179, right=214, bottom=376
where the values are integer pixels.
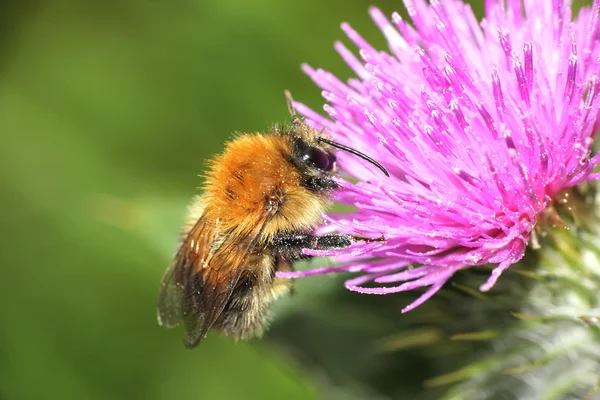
left=202, top=133, right=329, bottom=238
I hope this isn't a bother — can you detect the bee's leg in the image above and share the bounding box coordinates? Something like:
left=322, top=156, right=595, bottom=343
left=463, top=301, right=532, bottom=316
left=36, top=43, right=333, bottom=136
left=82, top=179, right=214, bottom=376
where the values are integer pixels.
left=274, top=256, right=297, bottom=295
left=272, top=232, right=383, bottom=261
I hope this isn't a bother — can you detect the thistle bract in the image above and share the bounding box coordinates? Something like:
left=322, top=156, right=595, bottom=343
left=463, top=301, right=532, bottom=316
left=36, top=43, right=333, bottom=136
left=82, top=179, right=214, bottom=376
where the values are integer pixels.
left=279, top=0, right=600, bottom=311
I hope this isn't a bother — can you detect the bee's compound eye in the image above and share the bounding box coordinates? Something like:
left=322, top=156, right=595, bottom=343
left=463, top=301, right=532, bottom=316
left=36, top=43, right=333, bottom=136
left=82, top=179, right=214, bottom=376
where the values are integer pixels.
left=304, top=148, right=334, bottom=171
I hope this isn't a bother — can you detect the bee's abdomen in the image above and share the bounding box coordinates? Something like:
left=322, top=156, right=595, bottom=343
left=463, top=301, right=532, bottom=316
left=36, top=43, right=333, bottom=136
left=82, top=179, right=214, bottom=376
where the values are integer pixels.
left=213, top=254, right=291, bottom=339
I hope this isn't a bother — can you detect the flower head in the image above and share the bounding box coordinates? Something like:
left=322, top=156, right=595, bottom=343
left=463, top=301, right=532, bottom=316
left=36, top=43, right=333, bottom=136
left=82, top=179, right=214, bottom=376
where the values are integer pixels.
left=278, top=0, right=600, bottom=311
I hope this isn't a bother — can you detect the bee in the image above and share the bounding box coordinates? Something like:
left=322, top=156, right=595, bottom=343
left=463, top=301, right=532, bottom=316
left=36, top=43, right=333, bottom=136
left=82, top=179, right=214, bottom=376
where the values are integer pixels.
left=157, top=92, right=388, bottom=348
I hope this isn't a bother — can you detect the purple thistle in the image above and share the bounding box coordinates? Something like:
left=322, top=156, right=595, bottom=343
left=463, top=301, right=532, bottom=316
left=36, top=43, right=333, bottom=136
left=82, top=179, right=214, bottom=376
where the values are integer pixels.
left=277, top=0, right=600, bottom=312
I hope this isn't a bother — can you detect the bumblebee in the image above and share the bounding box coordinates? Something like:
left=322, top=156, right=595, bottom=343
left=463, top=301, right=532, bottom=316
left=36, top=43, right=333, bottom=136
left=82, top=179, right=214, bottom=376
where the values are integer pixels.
left=158, top=92, right=388, bottom=348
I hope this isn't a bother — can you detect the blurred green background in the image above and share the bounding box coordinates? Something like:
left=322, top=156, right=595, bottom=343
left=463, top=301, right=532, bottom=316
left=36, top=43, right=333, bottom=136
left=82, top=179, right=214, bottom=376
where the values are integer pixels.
left=0, top=1, right=592, bottom=400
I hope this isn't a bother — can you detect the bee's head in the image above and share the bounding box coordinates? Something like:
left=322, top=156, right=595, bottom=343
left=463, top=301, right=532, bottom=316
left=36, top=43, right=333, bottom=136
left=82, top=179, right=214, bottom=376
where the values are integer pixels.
left=293, top=135, right=337, bottom=174
left=280, top=132, right=336, bottom=194
left=281, top=90, right=389, bottom=194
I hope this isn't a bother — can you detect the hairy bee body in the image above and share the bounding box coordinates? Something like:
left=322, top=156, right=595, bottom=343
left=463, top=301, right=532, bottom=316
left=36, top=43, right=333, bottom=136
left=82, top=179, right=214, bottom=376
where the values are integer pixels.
left=203, top=132, right=330, bottom=238
left=179, top=130, right=328, bottom=335
left=158, top=94, right=387, bottom=348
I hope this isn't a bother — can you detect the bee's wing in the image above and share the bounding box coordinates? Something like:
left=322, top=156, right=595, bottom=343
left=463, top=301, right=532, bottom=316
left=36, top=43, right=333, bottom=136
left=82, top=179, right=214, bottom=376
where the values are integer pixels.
left=157, top=215, right=214, bottom=329
left=157, top=204, right=276, bottom=348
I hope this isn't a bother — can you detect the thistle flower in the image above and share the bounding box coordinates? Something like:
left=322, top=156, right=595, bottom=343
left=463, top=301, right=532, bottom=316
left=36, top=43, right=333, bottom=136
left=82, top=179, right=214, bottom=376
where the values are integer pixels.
left=278, top=0, right=600, bottom=312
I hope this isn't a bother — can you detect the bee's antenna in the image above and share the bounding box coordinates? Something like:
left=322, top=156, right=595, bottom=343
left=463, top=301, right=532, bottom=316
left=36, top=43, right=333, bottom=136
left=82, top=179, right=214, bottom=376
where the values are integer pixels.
left=284, top=90, right=303, bottom=127
left=317, top=137, right=390, bottom=177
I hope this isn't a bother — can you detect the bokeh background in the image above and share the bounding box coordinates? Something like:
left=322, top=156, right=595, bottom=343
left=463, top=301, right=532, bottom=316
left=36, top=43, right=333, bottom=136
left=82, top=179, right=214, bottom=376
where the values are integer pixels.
left=0, top=1, right=593, bottom=400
